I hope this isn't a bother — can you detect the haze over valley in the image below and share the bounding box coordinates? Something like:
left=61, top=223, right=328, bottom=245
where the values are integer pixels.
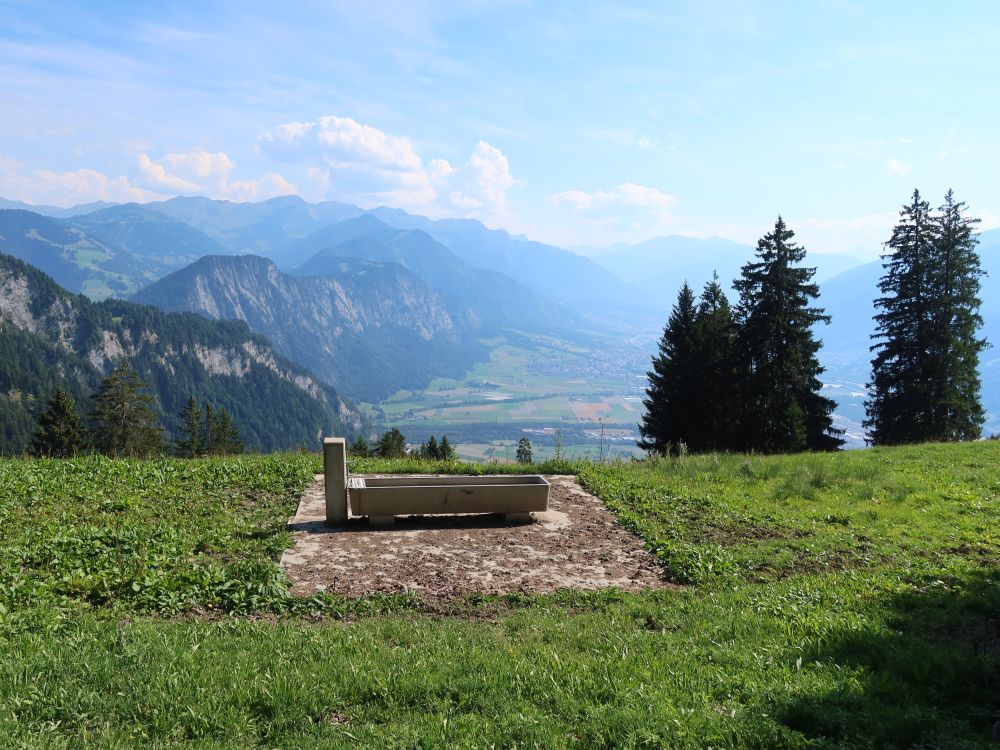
left=3, top=195, right=997, bottom=454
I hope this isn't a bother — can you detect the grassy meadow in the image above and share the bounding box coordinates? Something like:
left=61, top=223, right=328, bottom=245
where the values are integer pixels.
left=0, top=443, right=997, bottom=748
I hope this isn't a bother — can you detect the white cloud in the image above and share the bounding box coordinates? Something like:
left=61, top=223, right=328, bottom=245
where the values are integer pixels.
left=134, top=151, right=296, bottom=201
left=548, top=182, right=677, bottom=216
left=0, top=156, right=152, bottom=205
left=544, top=182, right=679, bottom=244
left=886, top=158, right=912, bottom=176
left=258, top=116, right=518, bottom=217
left=258, top=115, right=433, bottom=207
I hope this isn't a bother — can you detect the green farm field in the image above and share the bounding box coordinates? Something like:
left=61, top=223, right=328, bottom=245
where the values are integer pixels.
left=0, top=442, right=997, bottom=747
left=367, top=336, right=652, bottom=456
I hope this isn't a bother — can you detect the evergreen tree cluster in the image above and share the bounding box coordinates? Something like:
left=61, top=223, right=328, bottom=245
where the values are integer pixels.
left=642, top=196, right=987, bottom=455
left=30, top=361, right=243, bottom=459
left=865, top=190, right=987, bottom=444
left=174, top=397, right=244, bottom=457
left=640, top=217, right=842, bottom=455
left=415, top=434, right=456, bottom=460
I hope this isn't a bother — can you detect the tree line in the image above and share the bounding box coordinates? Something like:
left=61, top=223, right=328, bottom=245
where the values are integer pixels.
left=640, top=190, right=986, bottom=454
left=30, top=360, right=243, bottom=458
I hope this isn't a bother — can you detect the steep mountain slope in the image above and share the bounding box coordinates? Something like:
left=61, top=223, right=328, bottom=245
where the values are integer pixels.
left=132, top=255, right=486, bottom=402
left=367, top=207, right=640, bottom=314
left=288, top=216, right=566, bottom=330
left=0, top=253, right=360, bottom=454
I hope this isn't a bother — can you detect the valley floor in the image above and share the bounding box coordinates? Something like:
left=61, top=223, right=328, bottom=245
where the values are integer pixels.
left=0, top=444, right=997, bottom=748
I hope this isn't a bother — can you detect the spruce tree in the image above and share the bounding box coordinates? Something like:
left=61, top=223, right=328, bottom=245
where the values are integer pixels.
left=89, top=361, right=163, bottom=458
left=439, top=434, right=455, bottom=460
left=175, top=396, right=203, bottom=457
left=638, top=282, right=700, bottom=454
left=30, top=386, right=88, bottom=458
left=377, top=428, right=407, bottom=458
left=516, top=436, right=533, bottom=463
left=426, top=434, right=440, bottom=460
left=928, top=190, right=986, bottom=439
left=866, top=190, right=986, bottom=444
left=200, top=405, right=243, bottom=455
left=734, top=217, right=843, bottom=453
left=688, top=273, right=738, bottom=451
left=350, top=435, right=371, bottom=457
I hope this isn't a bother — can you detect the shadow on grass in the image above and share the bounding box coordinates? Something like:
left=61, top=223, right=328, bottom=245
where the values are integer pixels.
left=289, top=512, right=536, bottom=534
left=777, top=567, right=1000, bottom=748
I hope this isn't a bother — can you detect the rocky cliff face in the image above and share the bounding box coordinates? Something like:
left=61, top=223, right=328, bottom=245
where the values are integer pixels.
left=0, top=253, right=361, bottom=453
left=133, top=255, right=486, bottom=402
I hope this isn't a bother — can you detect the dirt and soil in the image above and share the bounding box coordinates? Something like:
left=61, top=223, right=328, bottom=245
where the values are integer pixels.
left=280, top=474, right=670, bottom=599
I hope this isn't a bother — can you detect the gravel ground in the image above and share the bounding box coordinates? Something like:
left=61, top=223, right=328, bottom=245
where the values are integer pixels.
left=280, top=474, right=670, bottom=599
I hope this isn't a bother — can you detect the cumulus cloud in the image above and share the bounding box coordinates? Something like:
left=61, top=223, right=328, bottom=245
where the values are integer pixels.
left=0, top=156, right=152, bottom=205
left=133, top=151, right=296, bottom=201
left=258, top=116, right=517, bottom=216
left=258, top=115, right=433, bottom=207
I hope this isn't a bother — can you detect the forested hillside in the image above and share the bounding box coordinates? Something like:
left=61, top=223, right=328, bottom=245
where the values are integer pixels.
left=0, top=254, right=361, bottom=454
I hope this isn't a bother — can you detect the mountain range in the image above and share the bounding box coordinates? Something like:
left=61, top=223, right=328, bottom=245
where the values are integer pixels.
left=132, top=254, right=487, bottom=402
left=0, top=253, right=361, bottom=454
left=2, top=193, right=997, bottom=440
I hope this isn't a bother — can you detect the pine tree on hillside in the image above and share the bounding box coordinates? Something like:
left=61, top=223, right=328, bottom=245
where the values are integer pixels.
left=209, top=408, right=243, bottom=455
left=350, top=435, right=372, bottom=457
left=426, top=434, right=440, bottom=460
left=30, top=386, right=88, bottom=458
left=377, top=428, right=407, bottom=458
left=866, top=190, right=986, bottom=444
left=688, top=273, right=738, bottom=451
left=734, top=217, right=843, bottom=453
left=516, top=436, right=533, bottom=464
left=89, top=361, right=163, bottom=458
left=638, top=282, right=700, bottom=454
left=175, top=396, right=203, bottom=458
left=439, top=434, right=455, bottom=460
left=928, top=190, right=986, bottom=439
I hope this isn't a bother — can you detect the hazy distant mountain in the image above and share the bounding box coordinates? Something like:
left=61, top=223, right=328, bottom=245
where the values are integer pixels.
left=591, top=235, right=864, bottom=310
left=287, top=216, right=567, bottom=331
left=366, top=207, right=642, bottom=314
left=132, top=255, right=487, bottom=401
left=0, top=209, right=155, bottom=298
left=150, top=195, right=363, bottom=255
left=71, top=203, right=229, bottom=275
left=0, top=197, right=119, bottom=218
left=0, top=253, right=360, bottom=454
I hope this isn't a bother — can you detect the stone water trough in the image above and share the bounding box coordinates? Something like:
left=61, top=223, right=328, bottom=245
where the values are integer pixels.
left=323, top=437, right=550, bottom=526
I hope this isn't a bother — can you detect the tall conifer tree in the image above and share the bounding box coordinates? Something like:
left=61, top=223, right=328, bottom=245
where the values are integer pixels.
left=688, top=273, right=738, bottom=451
left=175, top=396, right=203, bottom=457
left=89, top=361, right=163, bottom=458
left=639, top=282, right=700, bottom=454
left=30, top=386, right=88, bottom=458
left=866, top=190, right=986, bottom=443
left=734, top=217, right=842, bottom=452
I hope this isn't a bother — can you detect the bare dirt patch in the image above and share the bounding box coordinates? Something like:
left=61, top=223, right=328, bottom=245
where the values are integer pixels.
left=280, top=475, right=671, bottom=599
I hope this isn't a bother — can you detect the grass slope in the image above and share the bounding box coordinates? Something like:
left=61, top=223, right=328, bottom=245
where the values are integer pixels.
left=0, top=444, right=997, bottom=748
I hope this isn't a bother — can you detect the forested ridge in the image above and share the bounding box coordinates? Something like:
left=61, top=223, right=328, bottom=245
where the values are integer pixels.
left=0, top=253, right=362, bottom=454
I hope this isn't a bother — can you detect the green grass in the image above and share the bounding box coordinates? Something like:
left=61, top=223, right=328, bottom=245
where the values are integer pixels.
left=0, top=444, right=997, bottom=747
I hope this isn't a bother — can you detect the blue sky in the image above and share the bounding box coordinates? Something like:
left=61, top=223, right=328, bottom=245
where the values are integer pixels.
left=2, top=1, right=999, bottom=256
